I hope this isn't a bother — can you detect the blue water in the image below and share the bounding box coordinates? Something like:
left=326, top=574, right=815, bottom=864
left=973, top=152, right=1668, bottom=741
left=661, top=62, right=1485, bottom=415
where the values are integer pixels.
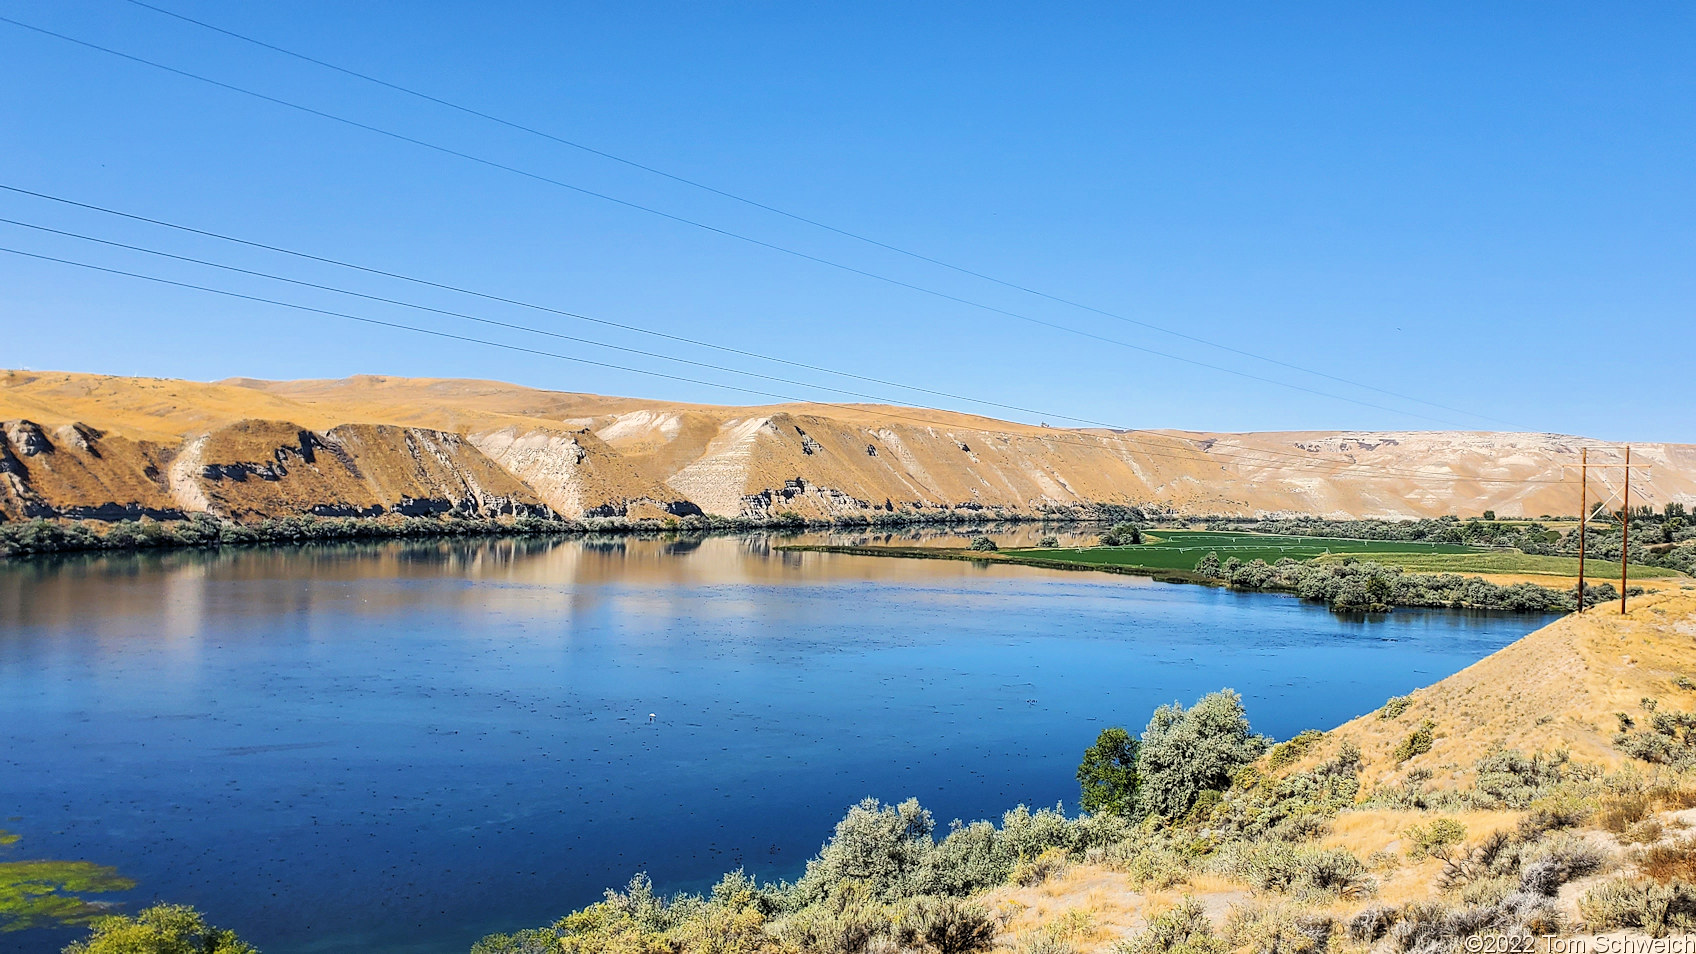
left=0, top=533, right=1555, bottom=953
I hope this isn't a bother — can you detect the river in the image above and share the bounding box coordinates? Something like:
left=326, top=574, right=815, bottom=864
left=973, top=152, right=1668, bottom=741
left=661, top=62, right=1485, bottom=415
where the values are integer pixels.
left=0, top=528, right=1556, bottom=953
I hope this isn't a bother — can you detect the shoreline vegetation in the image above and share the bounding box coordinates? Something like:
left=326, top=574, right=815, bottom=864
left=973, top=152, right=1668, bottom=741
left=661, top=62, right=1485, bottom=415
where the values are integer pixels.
left=3, top=508, right=1689, bottom=575
left=0, top=509, right=1094, bottom=559
left=775, top=543, right=1643, bottom=615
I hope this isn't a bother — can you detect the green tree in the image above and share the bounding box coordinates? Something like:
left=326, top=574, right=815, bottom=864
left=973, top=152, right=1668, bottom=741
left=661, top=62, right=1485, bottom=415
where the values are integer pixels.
left=1076, top=727, right=1140, bottom=816
left=1195, top=553, right=1222, bottom=579
left=1137, top=690, right=1269, bottom=819
left=63, top=904, right=256, bottom=954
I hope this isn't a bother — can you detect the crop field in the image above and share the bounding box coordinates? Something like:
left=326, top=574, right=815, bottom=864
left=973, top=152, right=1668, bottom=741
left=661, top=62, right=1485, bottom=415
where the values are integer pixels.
left=1002, top=530, right=1687, bottom=579
left=1003, top=530, right=1484, bottom=572
left=1310, top=549, right=1682, bottom=579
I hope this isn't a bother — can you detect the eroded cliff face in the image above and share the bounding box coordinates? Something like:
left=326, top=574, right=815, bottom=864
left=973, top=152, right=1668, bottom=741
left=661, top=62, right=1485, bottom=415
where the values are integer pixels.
left=1, top=415, right=553, bottom=523
left=2, top=371, right=1693, bottom=524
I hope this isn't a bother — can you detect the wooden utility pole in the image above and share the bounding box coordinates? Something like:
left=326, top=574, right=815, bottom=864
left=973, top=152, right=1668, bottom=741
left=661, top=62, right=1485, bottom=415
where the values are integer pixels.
left=1577, top=448, right=1587, bottom=612
left=1621, top=445, right=1631, bottom=615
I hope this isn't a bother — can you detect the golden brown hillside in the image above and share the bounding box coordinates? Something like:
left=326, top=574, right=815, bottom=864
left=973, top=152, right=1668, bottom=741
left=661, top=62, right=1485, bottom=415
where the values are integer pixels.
left=980, top=588, right=1696, bottom=953
left=1327, top=587, right=1696, bottom=789
left=3, top=369, right=1694, bottom=524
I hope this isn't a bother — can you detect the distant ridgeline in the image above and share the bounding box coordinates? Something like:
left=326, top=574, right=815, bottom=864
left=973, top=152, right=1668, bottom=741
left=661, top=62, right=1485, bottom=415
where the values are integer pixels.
left=4, top=373, right=1696, bottom=536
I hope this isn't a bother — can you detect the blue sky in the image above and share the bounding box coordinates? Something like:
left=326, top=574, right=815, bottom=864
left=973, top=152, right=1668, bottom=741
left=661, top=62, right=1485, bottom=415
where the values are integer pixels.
left=1, top=2, right=1690, bottom=439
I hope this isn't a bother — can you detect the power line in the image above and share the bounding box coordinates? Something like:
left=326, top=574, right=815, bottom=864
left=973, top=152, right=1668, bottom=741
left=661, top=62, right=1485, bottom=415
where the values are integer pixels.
left=0, top=242, right=1313, bottom=476
left=0, top=182, right=1399, bottom=473
left=0, top=238, right=1613, bottom=485
left=115, top=0, right=1524, bottom=431
left=2, top=12, right=1497, bottom=430
left=0, top=218, right=1377, bottom=473
left=0, top=186, right=1165, bottom=436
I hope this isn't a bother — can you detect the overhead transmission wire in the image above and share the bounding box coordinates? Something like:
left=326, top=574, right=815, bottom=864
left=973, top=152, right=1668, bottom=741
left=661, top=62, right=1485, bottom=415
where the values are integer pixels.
left=0, top=184, right=1298, bottom=465
left=0, top=229, right=1612, bottom=485
left=0, top=184, right=1414, bottom=474
left=1, top=12, right=1498, bottom=430
left=114, top=0, right=1522, bottom=431
left=0, top=223, right=1375, bottom=475
left=0, top=241, right=1349, bottom=476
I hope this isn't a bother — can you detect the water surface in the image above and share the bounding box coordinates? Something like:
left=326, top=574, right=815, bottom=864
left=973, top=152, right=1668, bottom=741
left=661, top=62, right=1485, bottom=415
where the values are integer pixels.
left=0, top=531, right=1555, bottom=952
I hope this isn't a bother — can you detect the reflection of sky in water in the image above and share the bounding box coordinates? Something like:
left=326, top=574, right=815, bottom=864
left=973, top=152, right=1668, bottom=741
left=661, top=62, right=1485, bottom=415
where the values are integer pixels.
left=0, top=534, right=1555, bottom=954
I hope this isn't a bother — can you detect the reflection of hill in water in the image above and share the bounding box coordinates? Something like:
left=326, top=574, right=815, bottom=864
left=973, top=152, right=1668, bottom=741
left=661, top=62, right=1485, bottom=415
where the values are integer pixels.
left=0, top=525, right=1109, bottom=632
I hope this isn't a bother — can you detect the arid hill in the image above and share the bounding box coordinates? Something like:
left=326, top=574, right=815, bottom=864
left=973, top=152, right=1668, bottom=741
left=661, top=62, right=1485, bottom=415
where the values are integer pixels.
left=3, top=369, right=1693, bottom=524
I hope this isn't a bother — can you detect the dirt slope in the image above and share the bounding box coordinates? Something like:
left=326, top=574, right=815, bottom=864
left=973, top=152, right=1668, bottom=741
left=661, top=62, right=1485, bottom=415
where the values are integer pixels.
left=1327, top=587, right=1696, bottom=789
left=3, top=369, right=1694, bottom=523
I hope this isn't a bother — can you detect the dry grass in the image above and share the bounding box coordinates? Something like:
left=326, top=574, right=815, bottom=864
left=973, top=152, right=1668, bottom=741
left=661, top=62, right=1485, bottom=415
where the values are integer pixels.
left=1638, top=840, right=1696, bottom=883
left=1315, top=590, right=1696, bottom=789
left=997, top=591, right=1696, bottom=950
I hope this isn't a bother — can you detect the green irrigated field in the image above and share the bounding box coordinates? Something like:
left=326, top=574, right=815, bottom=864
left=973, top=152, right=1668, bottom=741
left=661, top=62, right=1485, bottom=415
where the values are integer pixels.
left=1311, top=550, right=1682, bottom=579
left=1003, top=530, right=1483, bottom=572
left=1003, top=530, right=1686, bottom=580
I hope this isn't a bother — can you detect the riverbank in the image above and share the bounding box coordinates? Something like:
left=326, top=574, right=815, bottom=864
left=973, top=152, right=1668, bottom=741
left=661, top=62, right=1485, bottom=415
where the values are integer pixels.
left=462, top=589, right=1696, bottom=954
left=0, top=511, right=1090, bottom=559
left=777, top=542, right=1627, bottom=613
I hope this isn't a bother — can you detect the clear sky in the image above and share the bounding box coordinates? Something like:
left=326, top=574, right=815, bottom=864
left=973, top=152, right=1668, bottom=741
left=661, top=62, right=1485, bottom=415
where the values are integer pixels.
left=1, top=2, right=1691, bottom=439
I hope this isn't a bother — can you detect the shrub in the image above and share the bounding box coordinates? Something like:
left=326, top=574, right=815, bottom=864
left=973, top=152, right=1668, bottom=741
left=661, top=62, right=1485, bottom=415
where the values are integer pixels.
left=1346, top=903, right=1399, bottom=943
left=63, top=904, right=257, bottom=954
left=471, top=929, right=563, bottom=954
left=795, top=798, right=937, bottom=904
left=1266, top=730, right=1324, bottom=771
left=1614, top=707, right=1696, bottom=769
left=901, top=896, right=996, bottom=954
left=771, top=883, right=890, bottom=954
left=1222, top=902, right=1333, bottom=954
left=1391, top=721, right=1436, bottom=764
left=1008, top=847, right=1069, bottom=887
left=1016, top=908, right=1094, bottom=954
left=1117, top=840, right=1192, bottom=890
left=1212, top=842, right=1376, bottom=899
left=1195, top=553, right=1222, bottom=579
left=1137, top=690, right=1269, bottom=819
left=1579, top=878, right=1696, bottom=937
left=1037, top=536, right=1059, bottom=548
left=1116, top=897, right=1225, bottom=954
left=967, top=537, right=998, bottom=552
left=1404, top=818, right=1467, bottom=861
left=1473, top=749, right=1581, bottom=808
left=1597, top=793, right=1653, bottom=834
left=1378, top=695, right=1413, bottom=720
left=1518, top=833, right=1605, bottom=893
left=1387, top=893, right=1564, bottom=953
left=1519, top=791, right=1592, bottom=834
left=677, top=871, right=778, bottom=954
left=1640, top=841, right=1696, bottom=884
